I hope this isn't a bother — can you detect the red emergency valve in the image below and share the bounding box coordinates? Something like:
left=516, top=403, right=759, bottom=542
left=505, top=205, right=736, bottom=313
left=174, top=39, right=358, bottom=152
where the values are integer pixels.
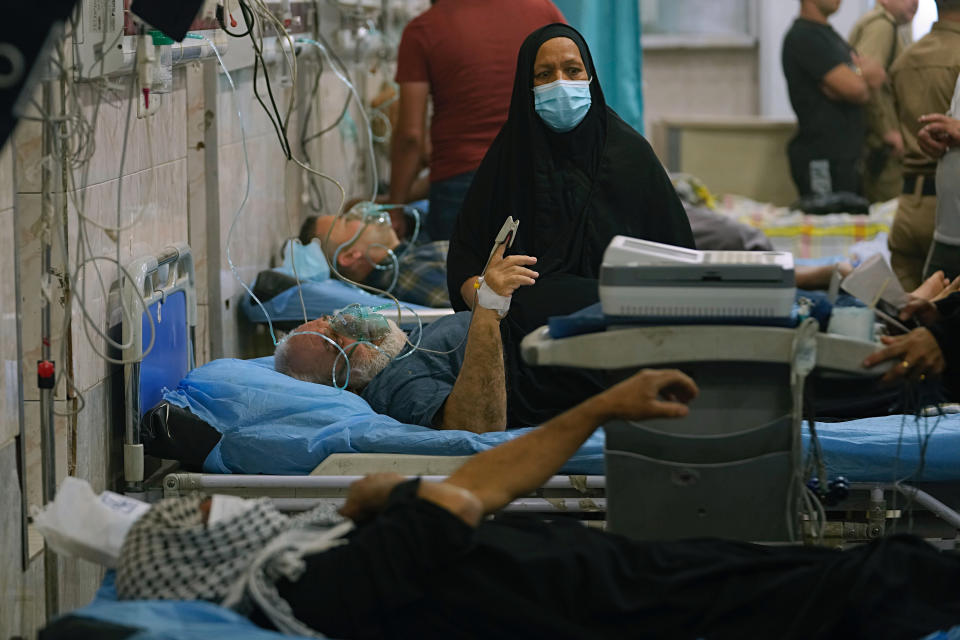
left=37, top=360, right=55, bottom=389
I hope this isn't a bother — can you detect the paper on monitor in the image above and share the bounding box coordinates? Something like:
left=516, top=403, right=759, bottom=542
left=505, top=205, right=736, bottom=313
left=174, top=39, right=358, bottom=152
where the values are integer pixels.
left=840, top=254, right=910, bottom=310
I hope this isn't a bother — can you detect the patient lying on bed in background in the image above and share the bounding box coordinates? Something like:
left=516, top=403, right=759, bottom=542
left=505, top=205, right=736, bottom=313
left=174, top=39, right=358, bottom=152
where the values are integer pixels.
left=300, top=207, right=450, bottom=308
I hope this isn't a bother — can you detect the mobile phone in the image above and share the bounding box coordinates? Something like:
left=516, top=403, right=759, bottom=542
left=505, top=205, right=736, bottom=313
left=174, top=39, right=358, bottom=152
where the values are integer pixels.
left=872, top=301, right=916, bottom=335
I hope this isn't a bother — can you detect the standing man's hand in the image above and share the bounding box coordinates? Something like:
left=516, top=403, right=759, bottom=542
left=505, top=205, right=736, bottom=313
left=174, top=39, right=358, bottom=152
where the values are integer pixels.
left=883, top=129, right=905, bottom=156
left=853, top=53, right=886, bottom=90
left=918, top=113, right=960, bottom=158
left=899, top=297, right=943, bottom=326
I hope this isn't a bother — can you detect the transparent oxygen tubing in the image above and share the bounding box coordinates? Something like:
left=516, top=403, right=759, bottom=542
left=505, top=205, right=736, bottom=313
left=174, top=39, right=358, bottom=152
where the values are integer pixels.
left=213, top=28, right=466, bottom=387
left=245, top=0, right=348, bottom=215
left=208, top=37, right=283, bottom=347
left=209, top=34, right=412, bottom=388
left=211, top=32, right=365, bottom=351
left=44, top=29, right=157, bottom=417
left=297, top=37, right=377, bottom=202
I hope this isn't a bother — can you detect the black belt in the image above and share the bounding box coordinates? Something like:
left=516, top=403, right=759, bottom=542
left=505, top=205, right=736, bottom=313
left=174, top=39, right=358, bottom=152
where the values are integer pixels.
left=903, top=174, right=937, bottom=196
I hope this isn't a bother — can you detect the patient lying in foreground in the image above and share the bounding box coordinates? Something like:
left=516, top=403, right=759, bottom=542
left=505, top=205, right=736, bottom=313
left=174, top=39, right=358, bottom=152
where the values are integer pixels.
left=105, top=368, right=960, bottom=640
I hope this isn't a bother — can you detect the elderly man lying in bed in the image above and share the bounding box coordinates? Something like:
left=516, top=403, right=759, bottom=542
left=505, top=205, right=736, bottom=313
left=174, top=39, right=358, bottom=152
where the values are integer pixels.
left=111, top=367, right=960, bottom=640
left=274, top=241, right=554, bottom=433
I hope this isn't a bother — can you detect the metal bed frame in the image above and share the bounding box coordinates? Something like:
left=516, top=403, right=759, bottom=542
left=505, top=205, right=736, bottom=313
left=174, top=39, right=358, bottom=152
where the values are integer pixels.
left=119, top=243, right=196, bottom=495
left=120, top=245, right=604, bottom=515
left=119, top=246, right=960, bottom=542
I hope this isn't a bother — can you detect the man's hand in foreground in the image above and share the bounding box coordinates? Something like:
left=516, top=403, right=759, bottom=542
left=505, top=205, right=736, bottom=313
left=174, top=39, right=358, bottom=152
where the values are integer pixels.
left=590, top=369, right=699, bottom=423
left=340, top=472, right=406, bottom=523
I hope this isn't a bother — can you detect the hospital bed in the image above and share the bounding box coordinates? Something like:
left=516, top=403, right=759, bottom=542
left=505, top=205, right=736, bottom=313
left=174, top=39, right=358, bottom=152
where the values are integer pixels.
left=41, top=246, right=960, bottom=640
left=719, top=192, right=896, bottom=262
left=121, top=245, right=960, bottom=542
left=119, top=245, right=603, bottom=515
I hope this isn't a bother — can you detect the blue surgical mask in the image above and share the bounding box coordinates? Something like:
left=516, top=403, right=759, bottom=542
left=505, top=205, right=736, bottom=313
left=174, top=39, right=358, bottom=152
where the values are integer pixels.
left=533, top=78, right=592, bottom=133
left=278, top=238, right=330, bottom=282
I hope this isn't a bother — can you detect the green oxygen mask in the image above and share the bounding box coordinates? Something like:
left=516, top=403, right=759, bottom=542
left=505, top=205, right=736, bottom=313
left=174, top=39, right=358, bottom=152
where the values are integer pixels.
left=329, top=303, right=393, bottom=343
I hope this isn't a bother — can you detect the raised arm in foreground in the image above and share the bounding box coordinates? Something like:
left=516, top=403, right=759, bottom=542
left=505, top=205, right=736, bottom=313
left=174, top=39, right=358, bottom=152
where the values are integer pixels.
left=340, top=369, right=698, bottom=526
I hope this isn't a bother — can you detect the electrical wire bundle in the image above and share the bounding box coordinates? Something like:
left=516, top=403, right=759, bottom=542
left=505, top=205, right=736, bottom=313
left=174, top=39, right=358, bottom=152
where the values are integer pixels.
left=25, top=18, right=159, bottom=422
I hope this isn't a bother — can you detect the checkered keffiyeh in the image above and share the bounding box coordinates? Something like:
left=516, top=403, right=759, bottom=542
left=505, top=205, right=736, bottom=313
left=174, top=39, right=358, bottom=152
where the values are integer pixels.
left=366, top=240, right=450, bottom=308
left=116, top=495, right=343, bottom=603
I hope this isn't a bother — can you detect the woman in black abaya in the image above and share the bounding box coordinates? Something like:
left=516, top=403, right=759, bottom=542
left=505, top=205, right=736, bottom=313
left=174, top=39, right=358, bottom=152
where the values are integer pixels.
left=445, top=24, right=694, bottom=427
left=446, top=23, right=694, bottom=318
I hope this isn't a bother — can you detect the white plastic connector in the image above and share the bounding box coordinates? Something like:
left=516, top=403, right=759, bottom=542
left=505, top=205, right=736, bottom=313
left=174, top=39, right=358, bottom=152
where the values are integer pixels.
left=136, top=35, right=161, bottom=118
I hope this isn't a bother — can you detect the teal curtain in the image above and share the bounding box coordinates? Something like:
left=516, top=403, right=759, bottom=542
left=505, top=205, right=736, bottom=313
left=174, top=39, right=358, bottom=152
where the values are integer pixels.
left=552, top=0, right=644, bottom=133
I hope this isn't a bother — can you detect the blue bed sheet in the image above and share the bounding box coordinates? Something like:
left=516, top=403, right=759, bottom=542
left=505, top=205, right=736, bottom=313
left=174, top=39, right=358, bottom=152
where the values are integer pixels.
left=240, top=277, right=434, bottom=324
left=60, top=572, right=322, bottom=640
left=163, top=358, right=960, bottom=482
left=163, top=358, right=605, bottom=475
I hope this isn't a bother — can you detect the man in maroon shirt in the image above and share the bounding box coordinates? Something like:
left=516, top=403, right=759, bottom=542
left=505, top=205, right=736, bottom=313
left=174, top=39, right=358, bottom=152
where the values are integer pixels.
left=388, top=0, right=565, bottom=241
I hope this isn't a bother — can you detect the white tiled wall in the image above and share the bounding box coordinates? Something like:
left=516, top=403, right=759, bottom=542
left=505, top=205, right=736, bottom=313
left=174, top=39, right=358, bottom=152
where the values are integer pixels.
left=643, top=46, right=760, bottom=148
left=216, top=66, right=301, bottom=358
left=0, top=50, right=316, bottom=634
left=0, top=443, right=28, bottom=638
left=1, top=7, right=506, bottom=634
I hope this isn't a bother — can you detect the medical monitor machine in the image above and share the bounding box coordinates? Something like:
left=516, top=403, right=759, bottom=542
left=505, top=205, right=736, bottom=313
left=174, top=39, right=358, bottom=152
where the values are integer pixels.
left=599, top=236, right=795, bottom=319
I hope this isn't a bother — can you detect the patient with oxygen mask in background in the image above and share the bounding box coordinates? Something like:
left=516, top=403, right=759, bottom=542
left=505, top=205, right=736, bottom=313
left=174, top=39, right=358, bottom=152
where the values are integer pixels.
left=300, top=200, right=451, bottom=308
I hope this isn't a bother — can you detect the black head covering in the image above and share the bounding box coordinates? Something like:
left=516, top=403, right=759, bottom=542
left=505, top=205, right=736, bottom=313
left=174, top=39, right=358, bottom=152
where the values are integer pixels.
left=446, top=23, right=694, bottom=311
left=508, top=24, right=607, bottom=177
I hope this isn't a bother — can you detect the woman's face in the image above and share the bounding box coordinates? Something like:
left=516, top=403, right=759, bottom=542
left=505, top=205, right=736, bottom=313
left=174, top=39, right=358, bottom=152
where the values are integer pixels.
left=532, top=37, right=588, bottom=87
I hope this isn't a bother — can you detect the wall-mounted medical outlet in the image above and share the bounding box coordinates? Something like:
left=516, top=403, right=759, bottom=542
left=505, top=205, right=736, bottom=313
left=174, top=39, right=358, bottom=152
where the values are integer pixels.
left=74, top=0, right=128, bottom=79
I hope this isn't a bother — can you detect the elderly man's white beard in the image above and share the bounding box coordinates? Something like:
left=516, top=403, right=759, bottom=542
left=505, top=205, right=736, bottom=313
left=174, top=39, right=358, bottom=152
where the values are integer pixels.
left=345, top=319, right=407, bottom=391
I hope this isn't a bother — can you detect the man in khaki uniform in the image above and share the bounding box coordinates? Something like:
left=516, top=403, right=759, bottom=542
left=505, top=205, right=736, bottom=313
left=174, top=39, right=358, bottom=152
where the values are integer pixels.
left=849, top=0, right=918, bottom=203
left=889, top=0, right=960, bottom=291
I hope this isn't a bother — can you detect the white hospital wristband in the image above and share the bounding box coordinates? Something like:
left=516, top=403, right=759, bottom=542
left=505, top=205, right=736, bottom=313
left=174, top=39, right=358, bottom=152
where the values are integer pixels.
left=475, top=277, right=511, bottom=317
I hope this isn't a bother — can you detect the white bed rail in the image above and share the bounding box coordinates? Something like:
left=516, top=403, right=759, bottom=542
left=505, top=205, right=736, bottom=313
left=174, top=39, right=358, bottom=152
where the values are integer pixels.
left=163, top=473, right=607, bottom=514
